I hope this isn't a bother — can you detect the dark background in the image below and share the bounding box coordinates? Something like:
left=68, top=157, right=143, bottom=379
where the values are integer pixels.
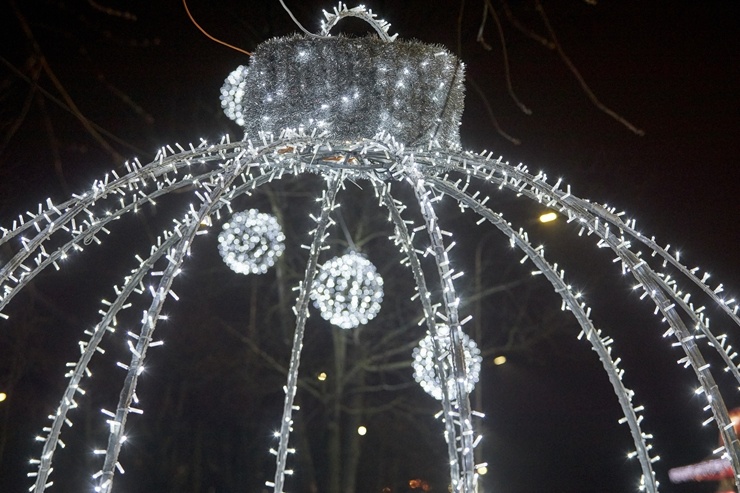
left=0, top=1, right=738, bottom=492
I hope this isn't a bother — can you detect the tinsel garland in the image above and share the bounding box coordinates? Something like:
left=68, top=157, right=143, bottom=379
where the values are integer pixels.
left=221, top=35, right=465, bottom=147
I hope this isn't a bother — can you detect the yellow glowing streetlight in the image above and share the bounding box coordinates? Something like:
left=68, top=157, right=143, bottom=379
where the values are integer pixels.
left=0, top=392, right=6, bottom=403
left=357, top=425, right=367, bottom=436
left=317, top=372, right=327, bottom=381
left=493, top=355, right=507, bottom=366
left=539, top=211, right=557, bottom=223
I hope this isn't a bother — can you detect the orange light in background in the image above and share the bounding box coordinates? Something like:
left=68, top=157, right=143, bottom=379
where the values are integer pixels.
left=408, top=479, right=430, bottom=491
left=539, top=211, right=557, bottom=223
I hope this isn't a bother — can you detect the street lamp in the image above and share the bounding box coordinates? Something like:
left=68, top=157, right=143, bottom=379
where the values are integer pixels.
left=539, top=212, right=557, bottom=223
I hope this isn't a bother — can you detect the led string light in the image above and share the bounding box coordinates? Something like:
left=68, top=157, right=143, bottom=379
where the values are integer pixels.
left=399, top=148, right=740, bottom=390
left=411, top=177, right=479, bottom=493
left=93, top=160, right=268, bottom=493
left=103, top=157, right=266, bottom=493
left=2, top=129, right=736, bottom=490
left=270, top=174, right=342, bottom=493
left=0, top=136, right=291, bottom=313
left=27, top=163, right=289, bottom=492
left=429, top=177, right=660, bottom=489
left=428, top=160, right=740, bottom=480
left=430, top=158, right=740, bottom=464
left=32, top=235, right=182, bottom=491
left=319, top=3, right=397, bottom=41
left=2, top=131, right=736, bottom=492
left=426, top=153, right=738, bottom=326
left=375, top=182, right=475, bottom=489
left=0, top=3, right=737, bottom=493
left=440, top=160, right=740, bottom=467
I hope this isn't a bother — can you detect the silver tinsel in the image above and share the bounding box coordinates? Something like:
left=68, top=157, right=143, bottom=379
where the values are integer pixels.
left=310, top=252, right=384, bottom=329
left=217, top=209, right=286, bottom=275
left=220, top=35, right=465, bottom=148
left=412, top=325, right=482, bottom=401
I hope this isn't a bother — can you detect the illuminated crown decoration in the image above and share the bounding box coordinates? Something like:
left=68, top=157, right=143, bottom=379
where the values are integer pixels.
left=2, top=4, right=739, bottom=493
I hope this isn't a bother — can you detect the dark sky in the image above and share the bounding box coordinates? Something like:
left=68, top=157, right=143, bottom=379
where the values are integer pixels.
left=1, top=1, right=739, bottom=492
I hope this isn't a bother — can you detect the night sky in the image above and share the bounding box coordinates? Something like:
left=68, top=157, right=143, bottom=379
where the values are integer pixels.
left=1, top=1, right=738, bottom=492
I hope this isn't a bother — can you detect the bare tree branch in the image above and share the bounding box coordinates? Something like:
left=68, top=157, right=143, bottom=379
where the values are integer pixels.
left=9, top=0, right=127, bottom=162
left=0, top=56, right=149, bottom=158
left=500, top=0, right=555, bottom=49
left=468, top=76, right=521, bottom=145
left=87, top=0, right=137, bottom=21
left=481, top=0, right=533, bottom=115
left=0, top=57, right=40, bottom=157
left=534, top=0, right=645, bottom=136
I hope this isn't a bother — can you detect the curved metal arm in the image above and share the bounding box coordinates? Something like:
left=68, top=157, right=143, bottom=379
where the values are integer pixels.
left=429, top=175, right=660, bottom=492
left=271, top=173, right=342, bottom=493
left=375, top=178, right=463, bottom=490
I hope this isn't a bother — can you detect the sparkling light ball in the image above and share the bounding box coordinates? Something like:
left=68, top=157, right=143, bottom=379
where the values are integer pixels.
left=310, top=252, right=384, bottom=329
left=412, top=325, right=482, bottom=401
left=217, top=209, right=285, bottom=275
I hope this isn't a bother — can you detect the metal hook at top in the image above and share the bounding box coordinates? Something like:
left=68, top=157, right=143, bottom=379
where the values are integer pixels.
left=320, top=3, right=397, bottom=42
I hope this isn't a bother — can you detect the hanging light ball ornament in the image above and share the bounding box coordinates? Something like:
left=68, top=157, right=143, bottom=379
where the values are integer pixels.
left=412, top=325, right=482, bottom=401
left=310, top=252, right=384, bottom=329
left=217, top=209, right=286, bottom=275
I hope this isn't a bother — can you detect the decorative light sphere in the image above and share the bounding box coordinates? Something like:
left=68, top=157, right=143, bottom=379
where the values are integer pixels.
left=217, top=209, right=285, bottom=275
left=412, top=325, right=482, bottom=401
left=310, top=252, right=384, bottom=329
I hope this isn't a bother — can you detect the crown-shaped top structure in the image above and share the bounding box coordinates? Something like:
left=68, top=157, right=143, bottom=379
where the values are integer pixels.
left=220, top=5, right=465, bottom=148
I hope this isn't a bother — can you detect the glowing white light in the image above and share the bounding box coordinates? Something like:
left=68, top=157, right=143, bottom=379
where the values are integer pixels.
left=0, top=392, right=6, bottom=403
left=492, top=355, right=507, bottom=366
left=217, top=209, right=285, bottom=275
left=357, top=425, right=367, bottom=436
left=412, top=325, right=482, bottom=401
left=310, top=252, right=384, bottom=329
